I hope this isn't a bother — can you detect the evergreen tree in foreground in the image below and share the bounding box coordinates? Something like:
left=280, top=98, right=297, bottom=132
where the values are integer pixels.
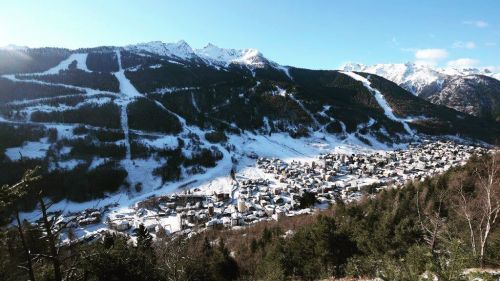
left=136, top=223, right=153, bottom=250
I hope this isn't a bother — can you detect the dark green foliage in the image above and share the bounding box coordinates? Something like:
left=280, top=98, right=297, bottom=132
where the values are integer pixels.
left=255, top=65, right=293, bottom=82
left=92, top=129, right=125, bottom=142
left=72, top=126, right=124, bottom=142
left=299, top=191, right=317, bottom=208
left=253, top=216, right=358, bottom=280
left=125, top=59, right=251, bottom=93
left=184, top=147, right=223, bottom=168
left=127, top=98, right=182, bottom=134
left=325, top=120, right=344, bottom=134
left=130, top=141, right=151, bottom=159
left=152, top=145, right=223, bottom=182
left=205, top=130, right=227, bottom=143
left=148, top=90, right=206, bottom=127
left=35, top=161, right=127, bottom=203
left=72, top=125, right=88, bottom=135
left=120, top=51, right=165, bottom=69
left=86, top=52, right=119, bottom=72
left=134, top=183, right=143, bottom=192
left=0, top=48, right=70, bottom=75
left=0, top=77, right=83, bottom=103
left=67, top=138, right=126, bottom=159
left=186, top=238, right=240, bottom=281
left=153, top=148, right=184, bottom=182
left=136, top=224, right=153, bottom=249
left=0, top=123, right=46, bottom=157
left=83, top=235, right=162, bottom=281
left=250, top=238, right=258, bottom=253
left=31, top=102, right=121, bottom=129
left=21, top=69, right=120, bottom=92
left=1, top=159, right=126, bottom=210
left=47, top=128, right=58, bottom=142
left=0, top=223, right=48, bottom=280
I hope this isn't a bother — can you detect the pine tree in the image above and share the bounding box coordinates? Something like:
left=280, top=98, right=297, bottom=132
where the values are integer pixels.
left=0, top=168, right=41, bottom=281
left=250, top=238, right=258, bottom=253
left=203, top=236, right=212, bottom=257
left=102, top=232, right=115, bottom=249
left=136, top=224, right=152, bottom=250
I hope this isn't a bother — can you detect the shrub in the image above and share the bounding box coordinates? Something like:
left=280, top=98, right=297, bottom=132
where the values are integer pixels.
left=205, top=130, right=227, bottom=143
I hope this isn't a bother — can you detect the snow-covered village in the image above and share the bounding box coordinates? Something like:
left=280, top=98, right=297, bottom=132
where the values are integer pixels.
left=53, top=139, right=491, bottom=242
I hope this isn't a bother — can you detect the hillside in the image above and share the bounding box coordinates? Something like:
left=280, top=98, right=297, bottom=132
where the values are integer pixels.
left=343, top=62, right=500, bottom=121
left=0, top=42, right=498, bottom=209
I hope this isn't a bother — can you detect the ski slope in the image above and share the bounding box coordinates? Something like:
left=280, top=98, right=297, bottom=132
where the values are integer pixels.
left=340, top=71, right=414, bottom=136
left=38, top=53, right=91, bottom=75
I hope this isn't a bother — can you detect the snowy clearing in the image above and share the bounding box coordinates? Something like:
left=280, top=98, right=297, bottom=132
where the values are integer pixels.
left=37, top=53, right=91, bottom=75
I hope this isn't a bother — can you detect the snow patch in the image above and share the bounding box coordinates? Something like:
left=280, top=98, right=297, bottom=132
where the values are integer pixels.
left=154, top=86, right=199, bottom=95
left=5, top=138, right=50, bottom=161
left=39, top=53, right=91, bottom=75
left=139, top=135, right=179, bottom=150
left=58, top=159, right=85, bottom=170
left=191, top=92, right=201, bottom=113
left=274, top=64, right=293, bottom=80
left=113, top=51, right=142, bottom=98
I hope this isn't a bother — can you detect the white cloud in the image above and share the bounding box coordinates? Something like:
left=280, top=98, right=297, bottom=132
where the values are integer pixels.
left=447, top=58, right=479, bottom=68
left=452, top=41, right=476, bottom=49
left=415, top=49, right=448, bottom=60
left=463, top=20, right=488, bottom=28
left=414, top=48, right=448, bottom=65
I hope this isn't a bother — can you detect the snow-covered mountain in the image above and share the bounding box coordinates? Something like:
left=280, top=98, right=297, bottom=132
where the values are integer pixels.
left=125, top=40, right=196, bottom=60
left=342, top=62, right=500, bottom=120
left=342, top=62, right=500, bottom=94
left=421, top=75, right=500, bottom=120
left=124, top=40, right=274, bottom=69
left=195, top=43, right=269, bottom=68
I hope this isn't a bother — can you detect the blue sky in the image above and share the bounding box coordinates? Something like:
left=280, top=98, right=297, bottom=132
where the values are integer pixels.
left=1, top=0, right=499, bottom=70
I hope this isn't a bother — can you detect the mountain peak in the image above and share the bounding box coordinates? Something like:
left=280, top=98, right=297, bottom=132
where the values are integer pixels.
left=123, top=40, right=270, bottom=68
left=125, top=40, right=195, bottom=59
left=194, top=43, right=267, bottom=68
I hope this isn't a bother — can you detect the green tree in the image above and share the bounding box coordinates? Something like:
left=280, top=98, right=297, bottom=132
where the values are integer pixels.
left=136, top=224, right=153, bottom=250
left=0, top=168, right=41, bottom=281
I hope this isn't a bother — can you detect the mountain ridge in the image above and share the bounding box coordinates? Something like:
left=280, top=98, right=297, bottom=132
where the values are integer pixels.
left=342, top=62, right=500, bottom=120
